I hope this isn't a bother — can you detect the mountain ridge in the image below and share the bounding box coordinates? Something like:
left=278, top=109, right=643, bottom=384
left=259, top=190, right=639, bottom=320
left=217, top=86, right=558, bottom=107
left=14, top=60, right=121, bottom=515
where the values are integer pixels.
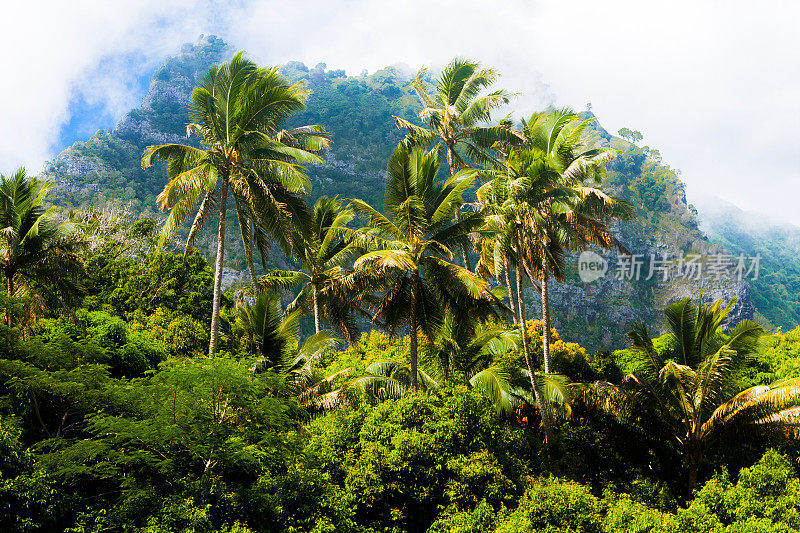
left=42, top=35, right=763, bottom=349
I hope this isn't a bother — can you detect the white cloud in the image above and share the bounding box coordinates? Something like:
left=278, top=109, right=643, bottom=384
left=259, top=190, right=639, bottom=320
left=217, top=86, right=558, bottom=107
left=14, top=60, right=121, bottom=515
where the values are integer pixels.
left=2, top=0, right=799, bottom=222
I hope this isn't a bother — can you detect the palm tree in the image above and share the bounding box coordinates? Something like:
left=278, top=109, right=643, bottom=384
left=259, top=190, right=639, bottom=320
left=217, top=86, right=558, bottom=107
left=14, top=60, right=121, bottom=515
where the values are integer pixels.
left=259, top=196, right=364, bottom=343
left=142, top=52, right=329, bottom=355
left=520, top=109, right=630, bottom=374
left=475, top=172, right=521, bottom=322
left=496, top=109, right=632, bottom=374
left=347, top=142, right=491, bottom=389
left=429, top=307, right=517, bottom=406
left=476, top=160, right=568, bottom=442
left=596, top=297, right=800, bottom=493
left=0, top=168, right=83, bottom=326
left=234, top=290, right=344, bottom=409
left=394, top=58, right=521, bottom=269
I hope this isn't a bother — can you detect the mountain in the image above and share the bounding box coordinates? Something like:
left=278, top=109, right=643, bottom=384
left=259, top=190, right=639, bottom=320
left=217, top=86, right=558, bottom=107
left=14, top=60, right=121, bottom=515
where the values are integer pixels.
left=696, top=197, right=800, bottom=330
left=43, top=35, right=760, bottom=349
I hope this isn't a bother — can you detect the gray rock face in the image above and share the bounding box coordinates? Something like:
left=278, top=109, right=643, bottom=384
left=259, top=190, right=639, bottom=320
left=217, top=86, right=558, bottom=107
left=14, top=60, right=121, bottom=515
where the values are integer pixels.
left=536, top=245, right=756, bottom=350
left=52, top=151, right=112, bottom=175
left=114, top=114, right=185, bottom=145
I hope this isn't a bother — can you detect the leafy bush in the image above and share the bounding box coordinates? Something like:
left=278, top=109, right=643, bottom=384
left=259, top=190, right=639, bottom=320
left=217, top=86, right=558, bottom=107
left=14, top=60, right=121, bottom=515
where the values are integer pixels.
left=303, top=387, right=531, bottom=531
left=695, top=450, right=800, bottom=529
left=494, top=476, right=604, bottom=533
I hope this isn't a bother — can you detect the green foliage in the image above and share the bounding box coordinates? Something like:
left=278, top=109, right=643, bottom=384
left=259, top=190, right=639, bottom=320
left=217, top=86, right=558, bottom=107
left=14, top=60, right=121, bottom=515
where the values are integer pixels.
left=495, top=477, right=604, bottom=533
left=9, top=40, right=800, bottom=533
left=753, top=327, right=800, bottom=383
left=303, top=387, right=531, bottom=531
left=84, top=247, right=216, bottom=323
left=695, top=450, right=800, bottom=528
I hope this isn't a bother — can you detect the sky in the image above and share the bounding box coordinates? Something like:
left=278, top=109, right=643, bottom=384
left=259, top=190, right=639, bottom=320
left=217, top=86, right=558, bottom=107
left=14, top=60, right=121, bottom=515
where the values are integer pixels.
left=1, top=0, right=799, bottom=222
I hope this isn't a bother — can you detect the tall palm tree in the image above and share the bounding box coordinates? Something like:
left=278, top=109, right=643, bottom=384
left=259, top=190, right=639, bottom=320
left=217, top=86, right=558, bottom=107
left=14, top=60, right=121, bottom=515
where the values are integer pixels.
left=259, top=196, right=363, bottom=343
left=475, top=172, right=521, bottom=322
left=347, top=143, right=491, bottom=389
left=476, top=160, right=568, bottom=443
left=507, top=109, right=632, bottom=373
left=394, top=58, right=521, bottom=269
left=0, top=168, right=83, bottom=326
left=142, top=52, right=329, bottom=355
left=596, top=297, right=800, bottom=493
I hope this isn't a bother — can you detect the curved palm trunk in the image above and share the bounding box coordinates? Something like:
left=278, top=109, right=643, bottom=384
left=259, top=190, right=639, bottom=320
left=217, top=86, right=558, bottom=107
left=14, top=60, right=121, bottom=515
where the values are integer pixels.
left=447, top=145, right=472, bottom=271
left=516, top=227, right=553, bottom=444
left=209, top=179, right=228, bottom=356
left=409, top=269, right=420, bottom=390
left=312, top=282, right=321, bottom=334
left=503, top=254, right=517, bottom=324
left=541, top=252, right=552, bottom=374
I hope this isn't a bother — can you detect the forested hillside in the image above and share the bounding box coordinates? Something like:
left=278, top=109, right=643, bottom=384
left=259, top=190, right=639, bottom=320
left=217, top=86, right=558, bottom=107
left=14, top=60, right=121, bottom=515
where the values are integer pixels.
left=40, top=35, right=770, bottom=349
left=698, top=198, right=800, bottom=330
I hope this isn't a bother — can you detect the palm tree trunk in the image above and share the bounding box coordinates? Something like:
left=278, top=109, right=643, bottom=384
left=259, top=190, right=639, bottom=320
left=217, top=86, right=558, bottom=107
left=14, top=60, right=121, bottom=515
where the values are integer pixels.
left=246, top=234, right=259, bottom=294
left=209, top=179, right=228, bottom=356
left=503, top=254, right=517, bottom=324
left=409, top=269, right=420, bottom=390
left=312, top=282, right=321, bottom=334
left=541, top=252, right=552, bottom=374
left=4, top=273, right=13, bottom=327
left=516, top=227, right=553, bottom=444
left=447, top=145, right=472, bottom=271
left=687, top=445, right=703, bottom=495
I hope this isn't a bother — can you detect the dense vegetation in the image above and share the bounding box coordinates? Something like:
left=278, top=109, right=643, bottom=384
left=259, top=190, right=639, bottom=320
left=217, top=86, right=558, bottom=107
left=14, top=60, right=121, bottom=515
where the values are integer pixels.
left=2, top=48, right=799, bottom=533
left=699, top=201, right=800, bottom=330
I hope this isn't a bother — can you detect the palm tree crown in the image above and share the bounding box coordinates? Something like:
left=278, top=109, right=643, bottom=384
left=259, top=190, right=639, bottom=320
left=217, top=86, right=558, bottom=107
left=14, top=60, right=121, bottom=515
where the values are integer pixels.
left=395, top=58, right=521, bottom=269
left=0, top=168, right=83, bottom=326
left=260, top=196, right=364, bottom=343
left=598, top=297, right=800, bottom=493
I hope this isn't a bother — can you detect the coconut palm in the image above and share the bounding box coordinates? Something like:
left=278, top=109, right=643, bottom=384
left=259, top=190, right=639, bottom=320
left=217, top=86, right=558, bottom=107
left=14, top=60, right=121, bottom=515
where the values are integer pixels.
left=515, top=109, right=631, bottom=374
left=395, top=58, right=521, bottom=269
left=259, top=196, right=365, bottom=342
left=475, top=172, right=521, bottom=322
left=0, top=168, right=83, bottom=326
left=476, top=161, right=569, bottom=442
left=347, top=142, right=492, bottom=389
left=596, top=297, right=800, bottom=493
left=142, top=52, right=329, bottom=355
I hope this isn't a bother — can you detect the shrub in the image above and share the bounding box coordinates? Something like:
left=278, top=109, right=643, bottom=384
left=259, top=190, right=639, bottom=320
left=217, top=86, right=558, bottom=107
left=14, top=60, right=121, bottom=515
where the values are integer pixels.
left=495, top=477, right=604, bottom=533
left=695, top=450, right=800, bottom=529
